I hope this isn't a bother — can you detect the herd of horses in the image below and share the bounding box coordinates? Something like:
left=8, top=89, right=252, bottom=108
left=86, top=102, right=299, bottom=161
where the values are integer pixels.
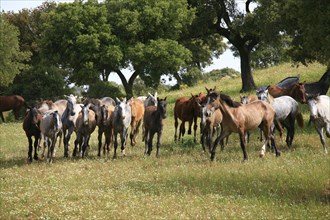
left=0, top=70, right=329, bottom=163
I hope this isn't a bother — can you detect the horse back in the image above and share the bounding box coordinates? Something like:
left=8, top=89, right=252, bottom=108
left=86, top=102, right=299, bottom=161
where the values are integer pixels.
left=174, top=96, right=193, bottom=120
left=130, top=99, right=145, bottom=120
left=0, top=95, right=25, bottom=111
left=240, top=101, right=275, bottom=129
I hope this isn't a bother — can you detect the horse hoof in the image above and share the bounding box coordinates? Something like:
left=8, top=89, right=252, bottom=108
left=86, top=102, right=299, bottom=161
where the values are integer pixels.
left=276, top=152, right=281, bottom=157
left=259, top=153, right=265, bottom=158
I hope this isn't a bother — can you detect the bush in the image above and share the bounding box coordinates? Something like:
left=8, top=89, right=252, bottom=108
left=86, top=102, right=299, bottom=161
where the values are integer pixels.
left=86, top=80, right=124, bottom=98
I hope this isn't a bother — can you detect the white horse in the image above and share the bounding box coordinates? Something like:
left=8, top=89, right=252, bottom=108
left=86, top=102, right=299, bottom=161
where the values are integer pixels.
left=40, top=111, right=62, bottom=163
left=112, top=97, right=132, bottom=158
left=137, top=92, right=158, bottom=107
left=307, top=94, right=330, bottom=153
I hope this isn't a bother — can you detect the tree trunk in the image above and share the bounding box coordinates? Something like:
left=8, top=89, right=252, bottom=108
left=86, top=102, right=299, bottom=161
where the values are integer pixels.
left=239, top=47, right=256, bottom=92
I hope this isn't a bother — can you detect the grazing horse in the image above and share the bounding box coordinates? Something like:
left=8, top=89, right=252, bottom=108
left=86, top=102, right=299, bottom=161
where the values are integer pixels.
left=73, top=104, right=97, bottom=157
left=258, top=90, right=304, bottom=147
left=40, top=111, right=63, bottom=163
left=129, top=98, right=145, bottom=146
left=207, top=91, right=280, bottom=161
left=111, top=98, right=132, bottom=159
left=306, top=94, right=330, bottom=153
left=0, top=95, right=29, bottom=122
left=61, top=96, right=81, bottom=157
left=267, top=83, right=307, bottom=103
left=143, top=97, right=167, bottom=157
left=22, top=107, right=43, bottom=162
left=174, top=93, right=204, bottom=143
left=276, top=75, right=300, bottom=89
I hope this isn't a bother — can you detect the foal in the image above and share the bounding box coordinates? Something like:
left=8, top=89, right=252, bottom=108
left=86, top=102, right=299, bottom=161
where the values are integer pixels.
left=143, top=97, right=167, bottom=157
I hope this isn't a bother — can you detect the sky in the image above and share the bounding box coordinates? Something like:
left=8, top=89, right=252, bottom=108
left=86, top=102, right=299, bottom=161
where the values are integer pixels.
left=0, top=0, right=241, bottom=85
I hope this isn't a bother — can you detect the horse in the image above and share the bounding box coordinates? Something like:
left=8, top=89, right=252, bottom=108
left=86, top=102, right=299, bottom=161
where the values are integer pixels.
left=174, top=93, right=205, bottom=143
left=266, top=83, right=307, bottom=104
left=137, top=92, right=158, bottom=107
left=129, top=98, right=145, bottom=146
left=0, top=95, right=29, bottom=122
left=276, top=75, right=300, bottom=89
left=207, top=91, right=280, bottom=161
left=111, top=97, right=132, bottom=159
left=258, top=89, right=304, bottom=147
left=97, top=104, right=115, bottom=157
left=22, top=107, right=43, bottom=162
left=40, top=111, right=63, bottom=163
left=305, top=69, right=330, bottom=95
left=61, top=96, right=81, bottom=157
left=306, top=94, right=330, bottom=153
left=200, top=103, right=223, bottom=153
left=143, top=97, right=167, bottom=157
left=36, top=99, right=67, bottom=116
left=73, top=104, right=97, bottom=157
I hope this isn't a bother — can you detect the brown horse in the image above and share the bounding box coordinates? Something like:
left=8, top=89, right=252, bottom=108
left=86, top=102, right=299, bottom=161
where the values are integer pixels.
left=129, top=98, right=145, bottom=146
left=207, top=91, right=280, bottom=161
left=22, top=107, right=43, bottom=162
left=0, top=95, right=29, bottom=121
left=267, top=83, right=307, bottom=103
left=174, top=93, right=205, bottom=143
left=143, top=97, right=167, bottom=157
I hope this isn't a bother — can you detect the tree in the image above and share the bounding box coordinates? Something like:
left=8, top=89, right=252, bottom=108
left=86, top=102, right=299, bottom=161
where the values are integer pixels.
left=41, top=0, right=196, bottom=97
left=259, top=0, right=330, bottom=68
left=0, top=15, right=31, bottom=88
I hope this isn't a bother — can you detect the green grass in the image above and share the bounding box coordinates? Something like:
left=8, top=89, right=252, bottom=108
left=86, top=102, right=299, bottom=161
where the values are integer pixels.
left=1, top=63, right=329, bottom=219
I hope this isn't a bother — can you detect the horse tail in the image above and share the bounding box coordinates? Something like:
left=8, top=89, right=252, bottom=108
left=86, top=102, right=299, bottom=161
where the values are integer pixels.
left=296, top=111, right=304, bottom=129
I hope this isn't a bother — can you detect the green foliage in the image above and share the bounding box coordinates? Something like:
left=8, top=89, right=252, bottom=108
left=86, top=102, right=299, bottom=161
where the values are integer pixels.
left=6, top=65, right=71, bottom=104
left=0, top=16, right=31, bottom=87
left=202, top=68, right=240, bottom=82
left=180, top=67, right=202, bottom=87
left=86, top=80, right=124, bottom=98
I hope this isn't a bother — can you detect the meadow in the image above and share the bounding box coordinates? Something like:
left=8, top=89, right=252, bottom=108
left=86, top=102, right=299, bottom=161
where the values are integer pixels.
left=0, top=63, right=329, bottom=219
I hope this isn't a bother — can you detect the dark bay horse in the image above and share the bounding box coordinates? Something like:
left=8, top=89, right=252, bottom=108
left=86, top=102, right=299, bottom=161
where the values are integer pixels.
left=174, top=93, right=205, bottom=143
left=0, top=95, right=29, bottom=122
left=266, top=83, right=307, bottom=103
left=305, top=69, right=330, bottom=95
left=143, top=97, right=167, bottom=157
left=23, top=107, right=43, bottom=162
left=207, top=91, right=280, bottom=161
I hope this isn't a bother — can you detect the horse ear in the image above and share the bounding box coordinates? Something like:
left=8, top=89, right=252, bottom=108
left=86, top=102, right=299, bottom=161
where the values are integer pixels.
left=154, top=92, right=158, bottom=99
left=164, top=96, right=167, bottom=101
left=116, top=97, right=121, bottom=103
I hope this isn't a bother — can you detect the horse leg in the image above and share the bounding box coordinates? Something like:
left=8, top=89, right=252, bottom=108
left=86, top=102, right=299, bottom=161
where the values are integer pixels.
left=210, top=130, right=231, bottom=161
left=144, top=129, right=149, bottom=157
left=0, top=112, right=5, bottom=122
left=113, top=132, right=118, bottom=159
left=239, top=132, right=248, bottom=161
left=41, top=136, right=47, bottom=159
left=121, top=129, right=128, bottom=156
left=187, top=120, right=192, bottom=135
left=13, top=108, right=20, bottom=120
left=148, top=132, right=155, bottom=156
left=97, top=129, right=103, bottom=157
left=33, top=134, right=40, bottom=161
left=174, top=117, right=179, bottom=142
left=193, top=116, right=198, bottom=143
left=130, top=120, right=135, bottom=146
left=64, top=127, right=74, bottom=157
left=287, top=116, right=295, bottom=147
left=156, top=129, right=163, bottom=158
left=179, top=122, right=186, bottom=142
left=27, top=136, right=33, bottom=162
left=316, top=127, right=327, bottom=154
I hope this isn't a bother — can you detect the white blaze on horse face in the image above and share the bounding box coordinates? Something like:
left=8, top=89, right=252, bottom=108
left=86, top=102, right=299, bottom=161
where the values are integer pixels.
left=82, top=107, right=89, bottom=125
left=308, top=99, right=318, bottom=119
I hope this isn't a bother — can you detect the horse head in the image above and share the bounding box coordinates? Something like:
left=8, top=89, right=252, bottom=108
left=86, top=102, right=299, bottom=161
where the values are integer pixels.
left=157, top=97, right=167, bottom=119
left=100, top=105, right=108, bottom=126
left=306, top=93, right=319, bottom=120
left=81, top=104, right=91, bottom=125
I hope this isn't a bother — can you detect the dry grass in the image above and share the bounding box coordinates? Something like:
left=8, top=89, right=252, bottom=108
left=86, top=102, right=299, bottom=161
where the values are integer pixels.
left=1, top=63, right=329, bottom=219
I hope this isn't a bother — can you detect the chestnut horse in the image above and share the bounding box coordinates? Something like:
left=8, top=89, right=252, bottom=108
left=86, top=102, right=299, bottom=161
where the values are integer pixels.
left=267, top=83, right=307, bottom=103
left=207, top=91, right=280, bottom=161
left=174, top=93, right=205, bottom=143
left=22, top=107, right=43, bottom=162
left=0, top=95, right=29, bottom=122
left=129, top=98, right=145, bottom=146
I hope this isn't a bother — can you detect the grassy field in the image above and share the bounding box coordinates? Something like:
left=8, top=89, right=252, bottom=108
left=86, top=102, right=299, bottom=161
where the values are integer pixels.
left=1, top=63, right=329, bottom=219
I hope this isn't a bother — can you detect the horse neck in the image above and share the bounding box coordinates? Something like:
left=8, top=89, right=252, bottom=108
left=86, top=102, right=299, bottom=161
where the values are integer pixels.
left=218, top=100, right=239, bottom=126
left=267, top=93, right=274, bottom=103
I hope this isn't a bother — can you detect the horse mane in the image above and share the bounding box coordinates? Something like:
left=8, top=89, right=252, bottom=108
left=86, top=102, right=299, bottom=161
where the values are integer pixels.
left=220, top=93, right=241, bottom=107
